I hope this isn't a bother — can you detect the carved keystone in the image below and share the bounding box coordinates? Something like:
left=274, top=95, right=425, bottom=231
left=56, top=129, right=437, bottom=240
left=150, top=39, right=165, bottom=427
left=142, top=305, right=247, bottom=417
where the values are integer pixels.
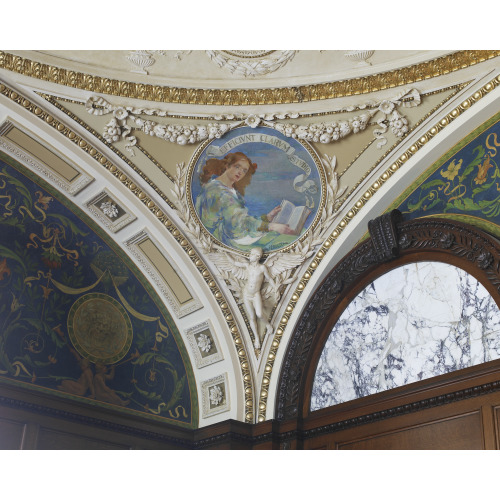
left=368, top=210, right=404, bottom=263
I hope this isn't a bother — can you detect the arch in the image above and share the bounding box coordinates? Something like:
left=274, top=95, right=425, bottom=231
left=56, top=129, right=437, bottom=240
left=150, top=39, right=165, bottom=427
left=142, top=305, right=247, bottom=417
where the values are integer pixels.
left=276, top=212, right=500, bottom=421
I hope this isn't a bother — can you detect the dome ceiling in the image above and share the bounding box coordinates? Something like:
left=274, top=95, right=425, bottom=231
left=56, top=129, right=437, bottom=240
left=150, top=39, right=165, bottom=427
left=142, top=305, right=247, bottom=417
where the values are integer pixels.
left=11, top=50, right=454, bottom=89
left=0, top=49, right=499, bottom=429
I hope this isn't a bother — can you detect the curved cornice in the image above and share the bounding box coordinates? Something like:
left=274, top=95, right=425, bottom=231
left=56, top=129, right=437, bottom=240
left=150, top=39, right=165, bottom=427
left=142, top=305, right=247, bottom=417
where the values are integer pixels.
left=0, top=51, right=499, bottom=105
left=0, top=79, right=255, bottom=423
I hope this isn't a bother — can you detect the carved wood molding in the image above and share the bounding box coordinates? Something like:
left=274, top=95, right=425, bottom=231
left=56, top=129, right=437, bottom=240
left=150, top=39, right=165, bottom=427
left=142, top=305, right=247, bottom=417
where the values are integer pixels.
left=301, top=377, right=500, bottom=441
left=276, top=214, right=500, bottom=420
left=0, top=394, right=193, bottom=448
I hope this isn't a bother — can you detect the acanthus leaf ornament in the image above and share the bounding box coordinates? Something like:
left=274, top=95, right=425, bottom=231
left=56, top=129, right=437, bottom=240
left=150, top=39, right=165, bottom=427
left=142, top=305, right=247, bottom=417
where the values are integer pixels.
left=86, top=89, right=421, bottom=155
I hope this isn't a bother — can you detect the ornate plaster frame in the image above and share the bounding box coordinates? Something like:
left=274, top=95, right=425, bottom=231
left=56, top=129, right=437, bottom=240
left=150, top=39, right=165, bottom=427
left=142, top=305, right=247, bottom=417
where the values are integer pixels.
left=124, top=230, right=203, bottom=319
left=0, top=119, right=93, bottom=195
left=185, top=319, right=223, bottom=369
left=85, top=188, right=136, bottom=233
left=201, top=373, right=230, bottom=418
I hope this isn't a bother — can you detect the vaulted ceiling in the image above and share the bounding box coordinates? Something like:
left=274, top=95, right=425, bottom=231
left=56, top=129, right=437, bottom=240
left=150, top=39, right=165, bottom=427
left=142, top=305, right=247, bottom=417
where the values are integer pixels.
left=0, top=50, right=499, bottom=428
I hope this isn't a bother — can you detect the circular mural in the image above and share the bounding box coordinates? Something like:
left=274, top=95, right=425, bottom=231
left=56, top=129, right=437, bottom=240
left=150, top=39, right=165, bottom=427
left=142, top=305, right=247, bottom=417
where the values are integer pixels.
left=67, top=293, right=133, bottom=364
left=189, top=126, right=324, bottom=253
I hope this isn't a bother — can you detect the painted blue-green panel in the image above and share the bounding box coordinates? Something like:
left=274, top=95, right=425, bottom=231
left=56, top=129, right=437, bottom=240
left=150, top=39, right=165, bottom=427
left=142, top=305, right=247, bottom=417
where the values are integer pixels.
left=0, top=152, right=197, bottom=428
left=394, top=113, right=500, bottom=236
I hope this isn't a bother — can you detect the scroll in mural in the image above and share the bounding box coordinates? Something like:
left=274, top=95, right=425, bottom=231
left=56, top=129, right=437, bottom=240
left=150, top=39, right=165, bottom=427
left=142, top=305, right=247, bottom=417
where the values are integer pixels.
left=195, top=152, right=310, bottom=252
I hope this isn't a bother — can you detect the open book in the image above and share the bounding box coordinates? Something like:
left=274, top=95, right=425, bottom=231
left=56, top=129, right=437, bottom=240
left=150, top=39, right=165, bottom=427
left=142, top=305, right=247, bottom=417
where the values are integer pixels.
left=271, top=200, right=311, bottom=235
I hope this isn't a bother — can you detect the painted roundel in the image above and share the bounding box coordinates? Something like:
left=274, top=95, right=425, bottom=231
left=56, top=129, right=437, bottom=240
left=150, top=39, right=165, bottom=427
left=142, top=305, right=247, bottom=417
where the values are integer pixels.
left=189, top=126, right=324, bottom=253
left=67, top=293, right=133, bottom=364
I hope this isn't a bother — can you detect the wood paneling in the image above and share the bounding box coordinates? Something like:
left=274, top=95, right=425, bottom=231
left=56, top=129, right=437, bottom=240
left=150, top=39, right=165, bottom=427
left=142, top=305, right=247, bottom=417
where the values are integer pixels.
left=37, top=428, right=129, bottom=450
left=3, top=367, right=500, bottom=449
left=0, top=416, right=25, bottom=449
left=337, top=412, right=482, bottom=450
left=494, top=406, right=500, bottom=449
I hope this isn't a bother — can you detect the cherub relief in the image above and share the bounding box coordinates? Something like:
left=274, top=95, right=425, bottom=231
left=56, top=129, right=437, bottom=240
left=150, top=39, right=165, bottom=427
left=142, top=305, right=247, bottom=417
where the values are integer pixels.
left=209, top=247, right=308, bottom=349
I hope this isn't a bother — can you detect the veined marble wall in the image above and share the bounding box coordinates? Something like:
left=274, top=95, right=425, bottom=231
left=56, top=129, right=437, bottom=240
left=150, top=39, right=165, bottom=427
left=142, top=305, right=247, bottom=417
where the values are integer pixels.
left=310, top=261, right=500, bottom=411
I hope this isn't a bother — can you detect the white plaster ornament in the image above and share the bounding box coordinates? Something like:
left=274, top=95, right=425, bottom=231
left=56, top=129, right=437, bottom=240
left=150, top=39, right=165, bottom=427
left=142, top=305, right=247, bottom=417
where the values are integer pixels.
left=127, top=51, right=156, bottom=75
left=205, top=50, right=297, bottom=77
left=170, top=153, right=346, bottom=352
left=100, top=201, right=119, bottom=218
left=85, top=88, right=420, bottom=154
left=208, top=247, right=312, bottom=349
left=209, top=385, right=223, bottom=406
left=344, top=50, right=375, bottom=66
left=197, top=333, right=212, bottom=353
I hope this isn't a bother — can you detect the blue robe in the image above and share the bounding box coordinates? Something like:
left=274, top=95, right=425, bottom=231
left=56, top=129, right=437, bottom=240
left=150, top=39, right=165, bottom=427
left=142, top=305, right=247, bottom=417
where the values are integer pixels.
left=195, top=180, right=265, bottom=250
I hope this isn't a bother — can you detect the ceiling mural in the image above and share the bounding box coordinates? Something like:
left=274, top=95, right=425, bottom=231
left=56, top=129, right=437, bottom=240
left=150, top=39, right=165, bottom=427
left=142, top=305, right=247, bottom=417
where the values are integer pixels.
left=0, top=50, right=499, bottom=428
left=0, top=153, right=197, bottom=427
left=393, top=111, right=500, bottom=237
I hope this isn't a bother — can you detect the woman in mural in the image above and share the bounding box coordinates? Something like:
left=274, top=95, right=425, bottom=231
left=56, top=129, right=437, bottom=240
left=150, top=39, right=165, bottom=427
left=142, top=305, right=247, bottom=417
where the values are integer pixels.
left=195, top=152, right=294, bottom=250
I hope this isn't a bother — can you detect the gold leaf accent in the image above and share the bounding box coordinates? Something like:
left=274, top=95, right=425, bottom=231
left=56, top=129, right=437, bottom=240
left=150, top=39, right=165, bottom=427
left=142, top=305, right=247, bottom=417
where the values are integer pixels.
left=0, top=51, right=498, bottom=105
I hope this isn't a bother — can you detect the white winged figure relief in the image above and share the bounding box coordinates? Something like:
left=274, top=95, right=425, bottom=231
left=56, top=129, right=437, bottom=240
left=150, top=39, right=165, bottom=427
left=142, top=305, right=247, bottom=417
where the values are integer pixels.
left=208, top=247, right=310, bottom=349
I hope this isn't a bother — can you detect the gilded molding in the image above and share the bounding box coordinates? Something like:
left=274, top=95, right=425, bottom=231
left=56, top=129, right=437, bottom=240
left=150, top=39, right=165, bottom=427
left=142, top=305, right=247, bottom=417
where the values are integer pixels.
left=0, top=51, right=498, bottom=105
left=0, top=80, right=255, bottom=423
left=39, top=93, right=177, bottom=191
left=257, top=73, right=500, bottom=422
left=338, top=84, right=467, bottom=201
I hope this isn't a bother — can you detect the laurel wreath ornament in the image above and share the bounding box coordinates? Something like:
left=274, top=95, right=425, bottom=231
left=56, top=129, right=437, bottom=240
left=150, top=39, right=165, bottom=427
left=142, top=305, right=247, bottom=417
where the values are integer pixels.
left=169, top=151, right=347, bottom=310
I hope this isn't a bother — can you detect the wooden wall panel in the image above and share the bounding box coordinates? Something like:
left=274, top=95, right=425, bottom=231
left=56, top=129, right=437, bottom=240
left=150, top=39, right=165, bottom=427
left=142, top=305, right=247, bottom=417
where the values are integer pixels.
left=0, top=384, right=193, bottom=450
left=37, top=428, right=129, bottom=450
left=337, top=412, right=482, bottom=450
left=3, top=373, right=500, bottom=449
left=494, top=406, right=500, bottom=449
left=0, top=416, right=25, bottom=449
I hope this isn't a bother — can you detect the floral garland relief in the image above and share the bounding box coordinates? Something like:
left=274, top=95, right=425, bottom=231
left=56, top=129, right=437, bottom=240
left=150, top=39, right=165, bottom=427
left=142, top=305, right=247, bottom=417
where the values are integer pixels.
left=85, top=89, right=421, bottom=352
left=85, top=88, right=420, bottom=154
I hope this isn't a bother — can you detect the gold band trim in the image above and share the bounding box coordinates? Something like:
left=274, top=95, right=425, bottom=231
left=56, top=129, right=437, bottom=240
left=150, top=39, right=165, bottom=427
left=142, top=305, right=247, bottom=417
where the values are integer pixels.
left=257, top=73, right=500, bottom=422
left=1, top=51, right=498, bottom=105
left=0, top=80, right=255, bottom=423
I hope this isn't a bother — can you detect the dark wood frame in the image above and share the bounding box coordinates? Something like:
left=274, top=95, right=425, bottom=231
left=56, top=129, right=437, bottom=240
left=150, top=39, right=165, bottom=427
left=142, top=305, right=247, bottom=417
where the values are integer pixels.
left=277, top=213, right=500, bottom=424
